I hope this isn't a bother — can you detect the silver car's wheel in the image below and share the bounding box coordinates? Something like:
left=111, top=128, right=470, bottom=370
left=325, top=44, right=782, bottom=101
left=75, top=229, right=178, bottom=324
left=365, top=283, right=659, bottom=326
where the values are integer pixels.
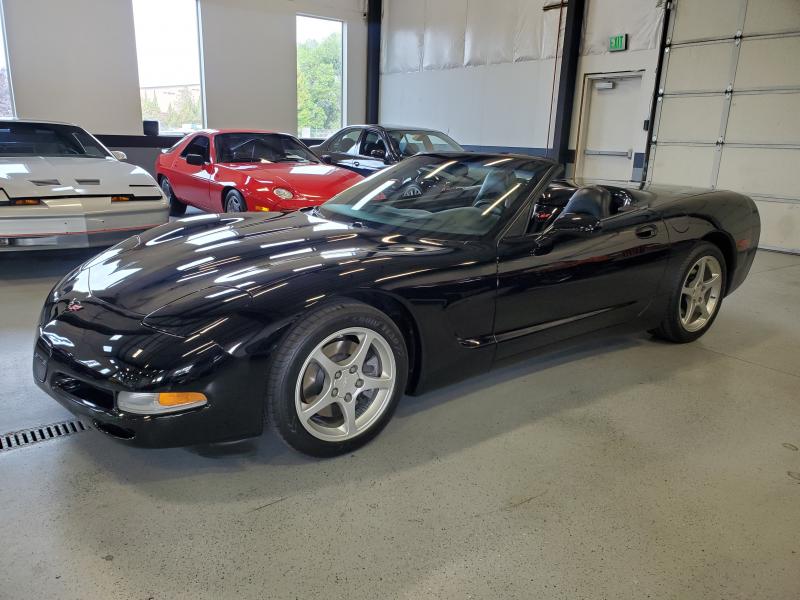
left=679, top=255, right=723, bottom=332
left=294, top=327, right=397, bottom=442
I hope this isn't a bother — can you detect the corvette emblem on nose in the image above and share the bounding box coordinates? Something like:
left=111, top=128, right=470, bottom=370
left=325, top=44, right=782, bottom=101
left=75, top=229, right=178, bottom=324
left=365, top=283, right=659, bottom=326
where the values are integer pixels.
left=66, top=299, right=84, bottom=312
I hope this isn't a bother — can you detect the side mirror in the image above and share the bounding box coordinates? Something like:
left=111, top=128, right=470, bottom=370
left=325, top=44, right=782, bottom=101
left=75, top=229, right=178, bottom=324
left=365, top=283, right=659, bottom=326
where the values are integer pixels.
left=111, top=150, right=127, bottom=161
left=370, top=148, right=386, bottom=159
left=185, top=153, right=206, bottom=166
left=319, top=154, right=333, bottom=164
left=551, top=212, right=602, bottom=235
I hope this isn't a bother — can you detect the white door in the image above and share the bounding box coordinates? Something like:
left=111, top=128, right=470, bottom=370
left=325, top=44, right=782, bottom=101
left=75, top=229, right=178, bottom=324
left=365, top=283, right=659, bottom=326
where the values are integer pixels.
left=649, top=0, right=800, bottom=253
left=577, top=74, right=645, bottom=182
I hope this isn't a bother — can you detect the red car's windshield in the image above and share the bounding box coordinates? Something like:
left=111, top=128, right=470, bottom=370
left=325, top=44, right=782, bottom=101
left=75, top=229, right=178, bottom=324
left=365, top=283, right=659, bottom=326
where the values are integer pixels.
left=215, top=133, right=319, bottom=164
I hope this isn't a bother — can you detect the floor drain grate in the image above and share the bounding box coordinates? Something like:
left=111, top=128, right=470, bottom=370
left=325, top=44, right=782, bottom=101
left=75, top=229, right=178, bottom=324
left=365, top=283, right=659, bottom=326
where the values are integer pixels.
left=0, top=419, right=91, bottom=452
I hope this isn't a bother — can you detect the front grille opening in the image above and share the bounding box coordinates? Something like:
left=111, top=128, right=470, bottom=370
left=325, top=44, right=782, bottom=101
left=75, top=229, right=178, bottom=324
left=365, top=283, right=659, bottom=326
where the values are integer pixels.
left=53, top=375, right=114, bottom=410
left=93, top=421, right=135, bottom=440
left=0, top=419, right=90, bottom=452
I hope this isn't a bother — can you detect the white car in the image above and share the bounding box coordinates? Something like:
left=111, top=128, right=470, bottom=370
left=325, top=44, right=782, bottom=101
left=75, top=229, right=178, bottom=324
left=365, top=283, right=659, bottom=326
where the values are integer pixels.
left=0, top=119, right=169, bottom=250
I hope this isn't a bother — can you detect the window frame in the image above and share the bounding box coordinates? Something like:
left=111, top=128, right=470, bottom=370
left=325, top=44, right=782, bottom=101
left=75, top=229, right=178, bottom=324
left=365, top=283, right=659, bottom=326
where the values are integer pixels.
left=0, top=0, right=16, bottom=118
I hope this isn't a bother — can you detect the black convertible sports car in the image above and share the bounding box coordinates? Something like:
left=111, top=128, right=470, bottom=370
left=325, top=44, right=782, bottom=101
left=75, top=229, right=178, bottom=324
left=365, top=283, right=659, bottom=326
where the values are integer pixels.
left=34, top=152, right=759, bottom=456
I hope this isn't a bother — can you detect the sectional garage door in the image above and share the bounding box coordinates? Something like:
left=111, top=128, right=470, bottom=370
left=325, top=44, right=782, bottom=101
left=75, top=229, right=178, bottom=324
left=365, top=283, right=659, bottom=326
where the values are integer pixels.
left=648, top=0, right=800, bottom=253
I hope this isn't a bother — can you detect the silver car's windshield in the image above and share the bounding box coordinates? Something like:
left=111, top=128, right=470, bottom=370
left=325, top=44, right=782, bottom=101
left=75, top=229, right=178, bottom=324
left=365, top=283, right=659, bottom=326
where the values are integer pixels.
left=318, top=154, right=552, bottom=239
left=0, top=122, right=110, bottom=158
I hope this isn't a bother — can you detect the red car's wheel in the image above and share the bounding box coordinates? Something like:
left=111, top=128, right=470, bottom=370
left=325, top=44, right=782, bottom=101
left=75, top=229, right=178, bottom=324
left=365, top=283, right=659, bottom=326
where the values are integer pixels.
left=160, top=177, right=187, bottom=217
left=224, top=189, right=248, bottom=213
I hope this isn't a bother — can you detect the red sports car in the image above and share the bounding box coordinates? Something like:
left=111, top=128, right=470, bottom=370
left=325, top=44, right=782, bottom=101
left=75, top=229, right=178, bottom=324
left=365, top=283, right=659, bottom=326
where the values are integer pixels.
left=155, top=130, right=364, bottom=215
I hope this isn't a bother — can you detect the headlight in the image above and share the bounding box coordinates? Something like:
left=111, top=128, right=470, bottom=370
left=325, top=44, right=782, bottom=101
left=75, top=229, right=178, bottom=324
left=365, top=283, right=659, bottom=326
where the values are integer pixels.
left=273, top=187, right=294, bottom=200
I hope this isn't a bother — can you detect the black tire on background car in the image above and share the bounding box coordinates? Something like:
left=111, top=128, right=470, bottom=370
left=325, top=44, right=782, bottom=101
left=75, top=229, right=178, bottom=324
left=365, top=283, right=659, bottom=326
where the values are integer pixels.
left=266, top=300, right=408, bottom=457
left=160, top=176, right=187, bottom=217
left=651, top=241, right=727, bottom=343
left=224, top=189, right=247, bottom=212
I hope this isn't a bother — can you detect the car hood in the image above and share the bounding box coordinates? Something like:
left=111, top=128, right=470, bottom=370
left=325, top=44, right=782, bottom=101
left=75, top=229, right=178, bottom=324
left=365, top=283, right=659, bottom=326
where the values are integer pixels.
left=0, top=156, right=159, bottom=198
left=72, top=210, right=456, bottom=316
left=221, top=162, right=363, bottom=201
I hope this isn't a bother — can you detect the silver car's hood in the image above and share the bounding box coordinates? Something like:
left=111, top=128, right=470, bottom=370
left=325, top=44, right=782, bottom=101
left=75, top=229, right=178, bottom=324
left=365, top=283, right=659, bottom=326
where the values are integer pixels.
left=0, top=156, right=159, bottom=198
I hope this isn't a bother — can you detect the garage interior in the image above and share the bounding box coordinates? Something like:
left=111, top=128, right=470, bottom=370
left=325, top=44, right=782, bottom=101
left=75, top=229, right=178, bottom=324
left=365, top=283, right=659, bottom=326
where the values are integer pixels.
left=1, top=1, right=798, bottom=599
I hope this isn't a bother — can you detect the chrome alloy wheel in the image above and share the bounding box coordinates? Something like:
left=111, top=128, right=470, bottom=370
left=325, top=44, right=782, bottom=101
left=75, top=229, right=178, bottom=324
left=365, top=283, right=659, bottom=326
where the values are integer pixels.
left=295, top=327, right=397, bottom=442
left=226, top=193, right=246, bottom=212
left=679, top=255, right=723, bottom=332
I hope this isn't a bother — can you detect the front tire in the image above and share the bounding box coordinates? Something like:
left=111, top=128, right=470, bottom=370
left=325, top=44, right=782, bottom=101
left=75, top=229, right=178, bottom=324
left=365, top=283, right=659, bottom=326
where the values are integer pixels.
left=652, top=241, right=726, bottom=343
left=224, top=189, right=247, bottom=212
left=160, top=177, right=186, bottom=217
left=266, top=300, right=408, bottom=457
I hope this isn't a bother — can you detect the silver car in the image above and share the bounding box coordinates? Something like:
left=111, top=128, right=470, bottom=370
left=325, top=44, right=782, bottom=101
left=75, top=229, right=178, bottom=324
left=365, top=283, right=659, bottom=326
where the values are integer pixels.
left=0, top=119, right=169, bottom=251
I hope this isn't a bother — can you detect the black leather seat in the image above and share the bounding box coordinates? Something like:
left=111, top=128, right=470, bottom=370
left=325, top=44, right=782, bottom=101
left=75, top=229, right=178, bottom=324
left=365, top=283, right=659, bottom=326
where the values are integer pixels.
left=474, top=169, right=519, bottom=208
left=563, top=186, right=612, bottom=219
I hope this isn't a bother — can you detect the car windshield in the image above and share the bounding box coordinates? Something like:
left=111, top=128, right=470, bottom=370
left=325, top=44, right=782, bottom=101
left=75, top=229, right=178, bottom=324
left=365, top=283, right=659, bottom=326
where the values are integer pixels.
left=387, top=130, right=463, bottom=158
left=0, top=122, right=110, bottom=158
left=215, top=133, right=319, bottom=164
left=318, top=154, right=552, bottom=239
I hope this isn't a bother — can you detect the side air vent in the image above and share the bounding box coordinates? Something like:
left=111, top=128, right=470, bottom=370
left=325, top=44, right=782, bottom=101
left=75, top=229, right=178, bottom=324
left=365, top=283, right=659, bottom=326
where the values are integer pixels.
left=0, top=419, right=90, bottom=452
left=30, top=178, right=60, bottom=186
left=75, top=178, right=100, bottom=185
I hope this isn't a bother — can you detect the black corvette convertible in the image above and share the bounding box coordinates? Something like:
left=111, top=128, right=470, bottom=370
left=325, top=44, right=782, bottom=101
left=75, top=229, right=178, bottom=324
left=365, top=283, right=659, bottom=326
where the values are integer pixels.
left=34, top=152, right=759, bottom=456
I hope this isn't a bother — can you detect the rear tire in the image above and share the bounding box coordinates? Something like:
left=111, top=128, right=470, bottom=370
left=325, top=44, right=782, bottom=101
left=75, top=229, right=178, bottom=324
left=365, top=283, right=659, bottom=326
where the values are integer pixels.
left=160, top=177, right=187, bottom=217
left=224, top=189, right=247, bottom=212
left=265, top=300, right=408, bottom=457
left=651, top=241, right=726, bottom=343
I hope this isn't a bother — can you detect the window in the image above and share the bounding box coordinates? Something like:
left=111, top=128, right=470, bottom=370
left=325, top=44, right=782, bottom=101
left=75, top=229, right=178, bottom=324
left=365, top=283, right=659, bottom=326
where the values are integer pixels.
left=215, top=133, right=319, bottom=164
left=132, top=0, right=204, bottom=135
left=328, top=128, right=361, bottom=153
left=387, top=130, right=463, bottom=157
left=0, top=123, right=109, bottom=158
left=319, top=155, right=551, bottom=239
left=360, top=131, right=386, bottom=157
left=296, top=15, right=344, bottom=139
left=180, top=135, right=209, bottom=162
left=0, top=1, right=14, bottom=117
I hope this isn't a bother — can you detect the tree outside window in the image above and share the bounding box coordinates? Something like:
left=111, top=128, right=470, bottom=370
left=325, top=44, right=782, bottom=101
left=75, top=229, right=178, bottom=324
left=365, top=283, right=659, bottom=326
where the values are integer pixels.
left=297, top=16, right=343, bottom=139
left=132, top=0, right=204, bottom=135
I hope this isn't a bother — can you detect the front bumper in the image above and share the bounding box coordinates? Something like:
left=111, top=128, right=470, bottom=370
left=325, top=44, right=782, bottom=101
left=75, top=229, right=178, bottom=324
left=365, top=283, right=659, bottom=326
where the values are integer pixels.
left=0, top=197, right=169, bottom=251
left=33, top=301, right=266, bottom=447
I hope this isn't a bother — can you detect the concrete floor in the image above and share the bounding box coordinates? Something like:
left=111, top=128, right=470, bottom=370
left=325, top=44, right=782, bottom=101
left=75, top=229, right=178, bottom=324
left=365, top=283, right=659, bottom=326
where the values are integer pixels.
left=0, top=249, right=798, bottom=599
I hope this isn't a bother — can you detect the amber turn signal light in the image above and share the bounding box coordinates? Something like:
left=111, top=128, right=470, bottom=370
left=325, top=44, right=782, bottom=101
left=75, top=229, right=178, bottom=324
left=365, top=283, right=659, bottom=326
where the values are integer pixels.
left=157, top=392, right=207, bottom=406
left=111, top=196, right=130, bottom=202
left=12, top=198, right=41, bottom=206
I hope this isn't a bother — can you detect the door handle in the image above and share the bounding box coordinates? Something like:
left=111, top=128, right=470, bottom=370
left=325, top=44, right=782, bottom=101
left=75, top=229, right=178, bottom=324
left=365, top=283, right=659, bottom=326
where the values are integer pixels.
left=353, top=161, right=360, bottom=167
left=635, top=224, right=658, bottom=239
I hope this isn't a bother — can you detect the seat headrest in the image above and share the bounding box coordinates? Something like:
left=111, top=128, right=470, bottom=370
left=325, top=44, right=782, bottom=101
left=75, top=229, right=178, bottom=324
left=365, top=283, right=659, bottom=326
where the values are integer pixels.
left=563, top=186, right=611, bottom=219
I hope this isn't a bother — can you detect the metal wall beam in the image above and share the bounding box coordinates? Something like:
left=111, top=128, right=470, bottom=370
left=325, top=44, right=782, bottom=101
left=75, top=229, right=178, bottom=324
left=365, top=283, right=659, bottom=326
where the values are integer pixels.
left=550, top=0, right=585, bottom=166
left=365, top=0, right=382, bottom=124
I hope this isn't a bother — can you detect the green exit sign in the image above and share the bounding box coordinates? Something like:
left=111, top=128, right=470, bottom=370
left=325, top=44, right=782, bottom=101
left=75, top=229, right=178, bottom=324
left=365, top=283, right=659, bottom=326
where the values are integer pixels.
left=610, top=33, right=628, bottom=52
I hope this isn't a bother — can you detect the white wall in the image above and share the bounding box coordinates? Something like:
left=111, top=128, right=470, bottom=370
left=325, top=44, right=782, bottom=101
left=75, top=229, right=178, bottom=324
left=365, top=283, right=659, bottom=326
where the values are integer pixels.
left=3, top=0, right=144, bottom=134
left=199, top=0, right=367, bottom=133
left=379, top=0, right=563, bottom=149
left=379, top=0, right=663, bottom=155
left=1, top=0, right=367, bottom=136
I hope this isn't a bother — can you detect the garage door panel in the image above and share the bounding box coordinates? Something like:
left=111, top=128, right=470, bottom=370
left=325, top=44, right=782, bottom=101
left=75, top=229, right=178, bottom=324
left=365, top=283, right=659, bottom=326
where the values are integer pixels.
left=650, top=145, right=716, bottom=188
left=736, top=37, right=800, bottom=89
left=726, top=92, right=800, bottom=144
left=664, top=42, right=733, bottom=93
left=754, top=200, right=800, bottom=252
left=717, top=147, right=800, bottom=198
left=658, top=95, right=724, bottom=143
left=743, top=0, right=800, bottom=35
left=671, top=0, right=744, bottom=43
